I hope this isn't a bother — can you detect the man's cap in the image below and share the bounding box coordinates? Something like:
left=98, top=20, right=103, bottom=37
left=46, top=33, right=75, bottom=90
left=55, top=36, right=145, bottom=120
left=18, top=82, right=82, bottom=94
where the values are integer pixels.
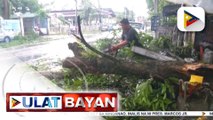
left=120, top=18, right=129, bottom=25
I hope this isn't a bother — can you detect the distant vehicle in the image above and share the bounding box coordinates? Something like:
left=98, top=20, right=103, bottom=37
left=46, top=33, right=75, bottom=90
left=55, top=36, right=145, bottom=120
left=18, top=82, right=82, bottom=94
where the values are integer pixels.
left=100, top=23, right=121, bottom=31
left=130, top=22, right=145, bottom=33
left=0, top=29, right=16, bottom=43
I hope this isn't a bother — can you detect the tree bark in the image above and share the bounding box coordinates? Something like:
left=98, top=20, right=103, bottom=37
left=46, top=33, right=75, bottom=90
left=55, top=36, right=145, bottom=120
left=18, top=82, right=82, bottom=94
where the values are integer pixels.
left=63, top=43, right=187, bottom=79
left=63, top=42, right=213, bottom=82
left=3, top=0, right=10, bottom=19
left=63, top=16, right=213, bottom=83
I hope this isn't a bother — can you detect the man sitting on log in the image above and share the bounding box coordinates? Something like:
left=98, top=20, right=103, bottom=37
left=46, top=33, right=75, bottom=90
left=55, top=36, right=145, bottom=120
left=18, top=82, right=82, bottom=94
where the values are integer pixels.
left=110, top=18, right=142, bottom=52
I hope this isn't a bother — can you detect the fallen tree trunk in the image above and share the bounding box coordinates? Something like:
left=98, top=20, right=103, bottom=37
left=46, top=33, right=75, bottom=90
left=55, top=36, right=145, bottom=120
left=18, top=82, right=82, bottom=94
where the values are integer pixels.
left=63, top=16, right=213, bottom=83
left=63, top=42, right=213, bottom=82
left=63, top=43, right=213, bottom=82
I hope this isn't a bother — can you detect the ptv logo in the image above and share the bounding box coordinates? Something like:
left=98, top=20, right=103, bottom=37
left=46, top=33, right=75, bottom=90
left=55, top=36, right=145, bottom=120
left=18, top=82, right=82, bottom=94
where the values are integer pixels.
left=177, top=7, right=205, bottom=32
left=11, top=98, right=21, bottom=107
left=184, top=10, right=199, bottom=28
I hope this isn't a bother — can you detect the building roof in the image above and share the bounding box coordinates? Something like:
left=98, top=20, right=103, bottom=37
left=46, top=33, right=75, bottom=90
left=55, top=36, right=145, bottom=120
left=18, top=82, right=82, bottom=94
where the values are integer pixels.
left=98, top=8, right=116, bottom=17
left=49, top=8, right=116, bottom=18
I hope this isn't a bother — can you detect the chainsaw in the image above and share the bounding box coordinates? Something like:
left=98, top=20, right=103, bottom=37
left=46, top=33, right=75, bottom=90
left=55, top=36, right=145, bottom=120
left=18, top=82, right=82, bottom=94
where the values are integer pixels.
left=102, top=44, right=118, bottom=57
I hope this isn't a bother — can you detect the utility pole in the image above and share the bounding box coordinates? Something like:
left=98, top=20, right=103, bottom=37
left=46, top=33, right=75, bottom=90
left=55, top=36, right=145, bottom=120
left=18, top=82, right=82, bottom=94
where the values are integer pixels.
left=97, top=0, right=102, bottom=30
left=20, top=15, right=24, bottom=36
left=17, top=7, right=25, bottom=36
left=124, top=7, right=128, bottom=19
left=75, top=0, right=78, bottom=34
left=3, top=0, right=10, bottom=19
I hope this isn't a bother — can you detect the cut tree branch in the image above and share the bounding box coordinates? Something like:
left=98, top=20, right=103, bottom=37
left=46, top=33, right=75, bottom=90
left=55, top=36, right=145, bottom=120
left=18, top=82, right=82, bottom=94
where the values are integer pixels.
left=77, top=16, right=118, bottom=62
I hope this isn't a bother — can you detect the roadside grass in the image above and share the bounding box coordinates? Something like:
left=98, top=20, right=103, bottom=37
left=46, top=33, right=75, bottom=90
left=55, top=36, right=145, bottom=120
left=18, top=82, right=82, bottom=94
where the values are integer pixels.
left=0, top=32, right=55, bottom=48
left=0, top=29, right=107, bottom=48
left=0, top=32, right=40, bottom=48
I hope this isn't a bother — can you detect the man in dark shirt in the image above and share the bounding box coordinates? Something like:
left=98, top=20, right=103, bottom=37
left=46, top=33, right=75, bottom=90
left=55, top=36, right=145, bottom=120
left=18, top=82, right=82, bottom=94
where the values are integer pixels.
left=110, top=18, right=142, bottom=51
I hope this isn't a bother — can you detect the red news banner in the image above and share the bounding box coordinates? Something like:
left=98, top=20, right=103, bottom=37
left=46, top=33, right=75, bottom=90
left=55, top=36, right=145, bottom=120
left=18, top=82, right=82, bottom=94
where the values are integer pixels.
left=6, top=92, right=118, bottom=112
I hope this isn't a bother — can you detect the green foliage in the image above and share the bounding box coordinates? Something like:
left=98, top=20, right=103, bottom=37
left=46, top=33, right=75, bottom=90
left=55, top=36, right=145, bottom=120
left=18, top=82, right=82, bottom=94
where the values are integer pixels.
left=158, top=0, right=170, bottom=15
left=63, top=71, right=140, bottom=95
left=0, top=0, right=3, bottom=16
left=36, top=9, right=48, bottom=19
left=81, top=48, right=98, bottom=60
left=27, top=30, right=40, bottom=40
left=13, top=35, right=27, bottom=41
left=146, top=0, right=176, bottom=27
left=63, top=68, right=84, bottom=90
left=117, top=47, right=134, bottom=59
left=94, top=38, right=116, bottom=51
left=61, top=68, right=180, bottom=120
left=138, top=33, right=154, bottom=48
left=122, top=77, right=178, bottom=111
left=14, top=31, right=39, bottom=41
left=171, top=45, right=193, bottom=58
left=162, top=16, right=177, bottom=26
left=149, top=36, right=172, bottom=51
left=146, top=0, right=170, bottom=17
left=149, top=35, right=193, bottom=58
left=79, top=0, right=97, bottom=25
left=110, top=29, right=122, bottom=40
left=93, top=36, right=134, bottom=59
left=10, top=0, right=42, bottom=13
left=1, top=0, right=44, bottom=22
left=137, top=33, right=194, bottom=58
left=92, top=32, right=194, bottom=59
left=138, top=33, right=171, bottom=51
left=91, top=32, right=193, bottom=60
left=146, top=0, right=154, bottom=14
left=62, top=67, right=178, bottom=111
left=0, top=38, right=27, bottom=48
left=0, top=32, right=40, bottom=48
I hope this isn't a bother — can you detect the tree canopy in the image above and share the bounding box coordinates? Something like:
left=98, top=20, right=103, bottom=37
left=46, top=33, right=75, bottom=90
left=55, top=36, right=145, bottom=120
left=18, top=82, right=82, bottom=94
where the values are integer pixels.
left=0, top=0, right=44, bottom=18
left=10, top=0, right=42, bottom=13
left=0, top=0, right=3, bottom=16
left=79, top=0, right=97, bottom=25
left=146, top=0, right=170, bottom=16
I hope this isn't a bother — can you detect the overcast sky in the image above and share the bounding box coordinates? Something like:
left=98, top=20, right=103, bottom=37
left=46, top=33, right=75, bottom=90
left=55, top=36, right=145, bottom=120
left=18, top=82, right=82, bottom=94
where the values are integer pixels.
left=39, top=0, right=149, bottom=17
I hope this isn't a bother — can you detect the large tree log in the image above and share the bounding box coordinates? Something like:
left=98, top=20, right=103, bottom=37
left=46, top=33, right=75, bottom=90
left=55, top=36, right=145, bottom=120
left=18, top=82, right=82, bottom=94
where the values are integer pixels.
left=63, top=16, right=213, bottom=84
left=63, top=42, right=213, bottom=83
left=63, top=43, right=181, bottom=79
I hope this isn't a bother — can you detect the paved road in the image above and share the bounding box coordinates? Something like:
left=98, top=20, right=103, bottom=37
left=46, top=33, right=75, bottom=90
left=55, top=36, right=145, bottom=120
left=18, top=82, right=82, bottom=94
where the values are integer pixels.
left=9, top=32, right=112, bottom=64
left=0, top=34, right=109, bottom=120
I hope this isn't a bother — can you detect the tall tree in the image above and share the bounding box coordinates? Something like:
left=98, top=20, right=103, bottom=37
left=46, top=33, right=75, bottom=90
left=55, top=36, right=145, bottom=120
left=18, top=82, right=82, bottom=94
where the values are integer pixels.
left=80, top=0, right=96, bottom=25
left=1, top=0, right=43, bottom=18
left=0, top=0, right=4, bottom=17
left=10, top=0, right=42, bottom=13
left=129, top=10, right=135, bottom=21
left=146, top=0, right=169, bottom=17
left=1, top=0, right=10, bottom=19
left=124, top=7, right=129, bottom=19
